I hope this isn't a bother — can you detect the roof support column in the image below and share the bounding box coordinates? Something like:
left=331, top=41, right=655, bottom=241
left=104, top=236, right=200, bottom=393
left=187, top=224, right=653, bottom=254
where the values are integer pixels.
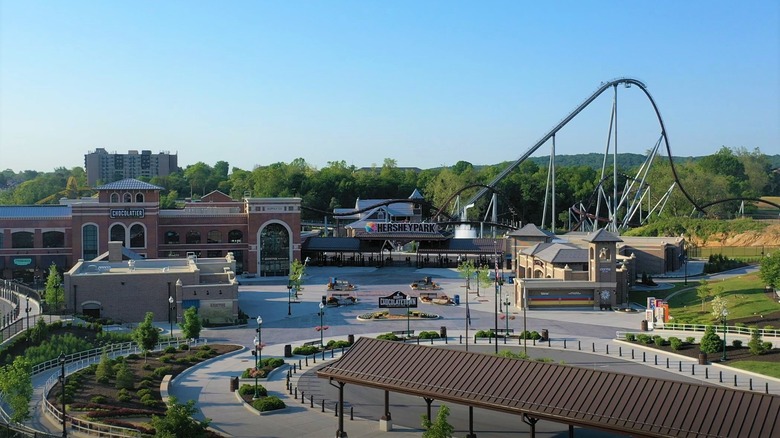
left=424, top=397, right=433, bottom=427
left=523, top=413, right=539, bottom=438
left=379, top=390, right=392, bottom=431
left=569, top=424, right=574, bottom=437
left=466, top=405, right=476, bottom=438
left=336, top=381, right=347, bottom=437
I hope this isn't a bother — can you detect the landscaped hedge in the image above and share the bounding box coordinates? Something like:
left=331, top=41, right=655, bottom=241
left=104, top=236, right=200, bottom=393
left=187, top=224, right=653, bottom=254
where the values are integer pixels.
left=252, top=396, right=285, bottom=412
left=238, top=383, right=267, bottom=397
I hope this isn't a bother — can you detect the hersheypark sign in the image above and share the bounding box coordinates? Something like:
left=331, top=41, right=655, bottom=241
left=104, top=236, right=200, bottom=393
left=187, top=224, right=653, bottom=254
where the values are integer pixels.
left=364, top=222, right=439, bottom=233
left=378, top=291, right=418, bottom=308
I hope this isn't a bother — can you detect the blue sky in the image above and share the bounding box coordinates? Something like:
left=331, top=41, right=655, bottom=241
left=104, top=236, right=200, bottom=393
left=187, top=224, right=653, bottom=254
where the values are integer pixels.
left=1, top=1, right=778, bottom=173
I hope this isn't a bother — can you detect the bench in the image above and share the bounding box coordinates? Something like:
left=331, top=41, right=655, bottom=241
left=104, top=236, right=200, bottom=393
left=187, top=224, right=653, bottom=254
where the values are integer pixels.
left=303, top=340, right=320, bottom=347
left=392, top=330, right=415, bottom=336
left=490, top=328, right=515, bottom=335
left=418, top=292, right=439, bottom=300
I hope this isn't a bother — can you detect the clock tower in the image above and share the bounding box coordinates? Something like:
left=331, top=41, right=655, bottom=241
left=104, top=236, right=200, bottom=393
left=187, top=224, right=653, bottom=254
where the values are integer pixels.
left=586, top=229, right=622, bottom=310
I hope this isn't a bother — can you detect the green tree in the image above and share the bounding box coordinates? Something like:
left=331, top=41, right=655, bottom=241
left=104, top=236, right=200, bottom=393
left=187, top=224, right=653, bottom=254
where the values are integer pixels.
left=43, top=263, right=64, bottom=315
left=696, top=284, right=712, bottom=311
left=28, top=317, right=49, bottom=344
left=748, top=329, right=768, bottom=355
left=709, top=295, right=727, bottom=321
left=0, top=356, right=33, bottom=422
left=180, top=306, right=202, bottom=341
left=421, top=404, right=454, bottom=438
left=132, top=312, right=159, bottom=362
left=95, top=348, right=115, bottom=382
left=457, top=260, right=477, bottom=295
left=699, top=325, right=722, bottom=354
left=759, top=251, right=780, bottom=291
left=114, top=360, right=134, bottom=390
left=150, top=396, right=211, bottom=438
left=289, top=258, right=307, bottom=296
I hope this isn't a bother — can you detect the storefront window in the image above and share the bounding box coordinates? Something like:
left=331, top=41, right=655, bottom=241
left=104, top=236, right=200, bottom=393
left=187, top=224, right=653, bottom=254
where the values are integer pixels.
left=186, top=230, right=201, bottom=244
left=207, top=230, right=222, bottom=244
left=110, top=224, right=126, bottom=246
left=130, top=224, right=145, bottom=248
left=165, top=231, right=179, bottom=244
left=83, top=224, right=98, bottom=260
left=228, top=230, right=243, bottom=243
left=260, top=223, right=290, bottom=276
left=11, top=231, right=34, bottom=248
left=43, top=231, right=65, bottom=248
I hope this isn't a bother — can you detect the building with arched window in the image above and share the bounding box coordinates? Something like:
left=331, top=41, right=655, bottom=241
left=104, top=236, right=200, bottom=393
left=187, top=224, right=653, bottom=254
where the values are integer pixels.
left=0, top=179, right=301, bottom=287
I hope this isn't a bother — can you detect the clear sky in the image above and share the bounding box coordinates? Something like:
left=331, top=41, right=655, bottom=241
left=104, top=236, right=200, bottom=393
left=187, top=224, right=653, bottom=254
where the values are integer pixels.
left=1, top=1, right=778, bottom=173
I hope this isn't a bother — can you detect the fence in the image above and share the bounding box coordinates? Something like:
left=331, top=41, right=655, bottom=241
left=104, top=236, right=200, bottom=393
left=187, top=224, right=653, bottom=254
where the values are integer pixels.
left=653, top=322, right=779, bottom=339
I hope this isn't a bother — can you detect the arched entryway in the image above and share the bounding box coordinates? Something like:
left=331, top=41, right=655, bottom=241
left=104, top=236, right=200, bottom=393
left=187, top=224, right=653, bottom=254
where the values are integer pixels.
left=257, top=222, right=291, bottom=276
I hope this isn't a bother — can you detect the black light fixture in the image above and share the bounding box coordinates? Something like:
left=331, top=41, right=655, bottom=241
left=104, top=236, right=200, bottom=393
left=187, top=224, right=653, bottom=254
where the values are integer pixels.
left=59, top=353, right=67, bottom=437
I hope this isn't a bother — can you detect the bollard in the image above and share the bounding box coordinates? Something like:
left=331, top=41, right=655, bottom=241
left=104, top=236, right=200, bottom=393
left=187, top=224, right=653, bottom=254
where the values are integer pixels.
left=331, top=349, right=334, bottom=358
left=678, top=361, right=682, bottom=372
left=294, top=363, right=298, bottom=373
left=301, top=391, right=305, bottom=403
left=619, top=346, right=621, bottom=357
left=750, top=379, right=753, bottom=391
left=310, top=395, right=314, bottom=408
left=322, top=400, right=325, bottom=413
left=322, top=349, right=326, bottom=361
left=533, top=338, right=536, bottom=346
left=564, top=339, right=567, bottom=349
left=578, top=340, right=581, bottom=351
left=288, top=382, right=292, bottom=394
left=417, top=337, right=420, bottom=345
left=503, top=335, right=507, bottom=345
left=631, top=349, right=635, bottom=360
left=705, top=368, right=708, bottom=379
left=350, top=406, right=354, bottom=421
left=719, top=371, right=723, bottom=383
left=734, top=375, right=737, bottom=387
left=691, top=365, right=695, bottom=376
left=313, top=354, right=316, bottom=364
left=592, top=342, right=595, bottom=352
left=445, top=335, right=448, bottom=344
left=654, top=355, right=657, bottom=366
left=335, top=403, right=339, bottom=417
left=295, top=387, right=298, bottom=398
left=642, top=352, right=646, bottom=362
left=606, top=345, right=609, bottom=355
left=299, top=359, right=302, bottom=370
left=431, top=337, right=434, bottom=345
left=767, top=383, right=769, bottom=394
left=459, top=335, right=462, bottom=344
left=306, top=356, right=309, bottom=366
left=548, top=338, right=551, bottom=347
left=666, top=358, right=669, bottom=369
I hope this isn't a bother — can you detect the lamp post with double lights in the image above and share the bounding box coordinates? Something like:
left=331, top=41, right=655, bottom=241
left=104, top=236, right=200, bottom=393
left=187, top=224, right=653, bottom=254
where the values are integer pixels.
left=318, top=302, right=325, bottom=347
left=25, top=294, right=31, bottom=330
left=287, top=281, right=293, bottom=316
left=254, top=316, right=262, bottom=399
left=721, top=307, right=728, bottom=362
left=59, top=353, right=67, bottom=437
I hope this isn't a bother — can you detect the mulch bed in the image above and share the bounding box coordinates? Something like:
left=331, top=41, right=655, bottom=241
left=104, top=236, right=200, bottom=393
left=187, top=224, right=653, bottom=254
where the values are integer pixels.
left=623, top=341, right=780, bottom=364
left=47, top=344, right=240, bottom=435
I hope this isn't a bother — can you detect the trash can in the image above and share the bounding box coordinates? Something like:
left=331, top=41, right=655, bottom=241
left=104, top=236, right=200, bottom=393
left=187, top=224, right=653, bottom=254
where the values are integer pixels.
left=541, top=329, right=549, bottom=341
left=347, top=334, right=355, bottom=345
left=453, top=294, right=460, bottom=305
left=698, top=352, right=708, bottom=365
left=439, top=326, right=447, bottom=339
left=640, top=320, right=648, bottom=332
left=284, top=344, right=292, bottom=358
left=230, top=376, right=239, bottom=392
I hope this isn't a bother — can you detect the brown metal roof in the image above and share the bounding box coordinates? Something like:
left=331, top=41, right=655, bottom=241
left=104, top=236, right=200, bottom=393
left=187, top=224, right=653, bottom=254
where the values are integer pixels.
left=317, top=338, right=780, bottom=438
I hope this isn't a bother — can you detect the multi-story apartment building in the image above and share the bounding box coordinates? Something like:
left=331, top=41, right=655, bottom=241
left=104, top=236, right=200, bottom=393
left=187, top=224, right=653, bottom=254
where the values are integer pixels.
left=84, top=148, right=178, bottom=185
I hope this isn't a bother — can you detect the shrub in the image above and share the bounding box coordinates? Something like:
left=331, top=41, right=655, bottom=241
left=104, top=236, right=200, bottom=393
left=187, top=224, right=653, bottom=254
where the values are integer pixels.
left=238, top=384, right=267, bottom=397
left=90, top=395, right=108, bottom=404
left=117, top=388, right=132, bottom=402
left=669, top=337, right=683, bottom=351
left=175, top=357, right=190, bottom=364
left=263, top=358, right=285, bottom=368
left=164, top=346, right=177, bottom=354
left=529, top=331, right=541, bottom=340
left=293, top=345, right=320, bottom=355
left=142, top=363, right=153, bottom=371
left=115, top=361, right=135, bottom=390
left=762, top=341, right=773, bottom=352
left=159, top=354, right=175, bottom=363
left=252, top=396, right=285, bottom=412
left=195, top=350, right=212, bottom=360
left=375, top=333, right=401, bottom=341
left=685, top=337, right=696, bottom=344
left=140, top=394, right=157, bottom=407
left=636, top=334, right=652, bottom=344
left=732, top=340, right=743, bottom=348
left=653, top=336, right=665, bottom=347
left=96, top=375, right=110, bottom=384
left=326, top=339, right=352, bottom=349
left=179, top=344, right=190, bottom=351
left=137, top=388, right=153, bottom=398
left=126, top=353, right=140, bottom=360
left=699, top=326, right=722, bottom=354
left=624, top=333, right=636, bottom=342
left=418, top=331, right=441, bottom=339
left=475, top=330, right=494, bottom=338
left=153, top=365, right=173, bottom=378
left=137, top=378, right=154, bottom=389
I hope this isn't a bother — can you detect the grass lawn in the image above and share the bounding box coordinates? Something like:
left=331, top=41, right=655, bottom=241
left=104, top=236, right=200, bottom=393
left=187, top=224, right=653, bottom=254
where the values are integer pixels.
left=628, top=280, right=702, bottom=303
left=666, top=273, right=779, bottom=326
left=729, top=361, right=780, bottom=379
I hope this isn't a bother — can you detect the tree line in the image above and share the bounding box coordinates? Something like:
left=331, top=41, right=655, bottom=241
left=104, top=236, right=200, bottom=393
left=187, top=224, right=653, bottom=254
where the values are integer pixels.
left=1, top=147, right=778, bottom=228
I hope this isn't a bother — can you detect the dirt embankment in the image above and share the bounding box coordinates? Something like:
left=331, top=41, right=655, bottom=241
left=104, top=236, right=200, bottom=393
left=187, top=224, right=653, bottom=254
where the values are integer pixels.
left=690, top=224, right=780, bottom=248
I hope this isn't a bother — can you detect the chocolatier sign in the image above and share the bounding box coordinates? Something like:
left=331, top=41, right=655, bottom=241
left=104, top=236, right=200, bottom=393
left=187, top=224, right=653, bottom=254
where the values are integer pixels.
left=378, top=291, right=417, bottom=308
left=110, top=208, right=145, bottom=219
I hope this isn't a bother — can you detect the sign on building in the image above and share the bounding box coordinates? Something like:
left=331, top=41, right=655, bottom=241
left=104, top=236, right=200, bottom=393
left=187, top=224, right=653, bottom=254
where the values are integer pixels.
left=378, top=291, right=417, bottom=308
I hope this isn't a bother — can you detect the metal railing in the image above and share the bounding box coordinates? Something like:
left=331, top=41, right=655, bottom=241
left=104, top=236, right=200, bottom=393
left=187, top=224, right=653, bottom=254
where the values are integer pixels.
left=653, top=323, right=779, bottom=339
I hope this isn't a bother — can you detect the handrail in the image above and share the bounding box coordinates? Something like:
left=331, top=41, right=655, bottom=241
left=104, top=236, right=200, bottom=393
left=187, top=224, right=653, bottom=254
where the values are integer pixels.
left=617, top=324, right=779, bottom=339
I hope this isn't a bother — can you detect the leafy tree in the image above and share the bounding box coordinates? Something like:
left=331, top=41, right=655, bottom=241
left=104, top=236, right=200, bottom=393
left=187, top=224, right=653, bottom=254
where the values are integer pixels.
left=180, top=306, right=202, bottom=341
left=95, top=348, right=115, bottom=381
left=759, top=251, right=780, bottom=290
left=699, top=325, right=722, bottom=354
left=748, top=329, right=769, bottom=355
left=0, top=356, right=33, bottom=422
left=114, top=360, right=134, bottom=390
left=28, top=317, right=49, bottom=344
left=457, top=260, right=477, bottom=295
left=289, top=258, right=307, bottom=296
left=132, top=312, right=159, bottom=362
left=43, top=263, right=64, bottom=314
left=421, top=404, right=454, bottom=438
left=709, top=295, right=727, bottom=321
left=150, top=396, right=211, bottom=438
left=696, top=284, right=711, bottom=311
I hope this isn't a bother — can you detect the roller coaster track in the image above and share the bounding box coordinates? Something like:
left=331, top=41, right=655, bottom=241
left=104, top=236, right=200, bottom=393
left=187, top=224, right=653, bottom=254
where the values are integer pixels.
left=464, top=77, right=706, bottom=217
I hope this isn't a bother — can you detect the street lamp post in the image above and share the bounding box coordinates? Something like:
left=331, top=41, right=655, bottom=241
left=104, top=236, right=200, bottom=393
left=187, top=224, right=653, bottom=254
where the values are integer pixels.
left=254, top=316, right=262, bottom=399
left=168, top=296, right=175, bottom=336
left=318, top=302, right=325, bottom=347
left=25, top=294, right=30, bottom=331
left=287, top=281, right=292, bottom=316
left=59, top=353, right=67, bottom=437
left=721, top=307, right=728, bottom=361
left=406, top=292, right=411, bottom=337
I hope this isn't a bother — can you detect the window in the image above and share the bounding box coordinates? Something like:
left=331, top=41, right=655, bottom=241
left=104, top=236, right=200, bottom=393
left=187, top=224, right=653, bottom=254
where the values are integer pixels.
left=135, top=193, right=144, bottom=202
left=43, top=231, right=65, bottom=248
left=207, top=230, right=222, bottom=244
left=110, top=224, right=126, bottom=246
left=11, top=231, right=34, bottom=248
left=130, top=224, right=145, bottom=248
left=123, top=193, right=132, bottom=203
left=165, top=231, right=180, bottom=244
left=110, top=193, right=119, bottom=203
left=83, top=224, right=98, bottom=260
left=228, top=230, right=243, bottom=243
left=186, top=230, right=201, bottom=244
left=259, top=223, right=290, bottom=276
left=0, top=232, right=3, bottom=248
